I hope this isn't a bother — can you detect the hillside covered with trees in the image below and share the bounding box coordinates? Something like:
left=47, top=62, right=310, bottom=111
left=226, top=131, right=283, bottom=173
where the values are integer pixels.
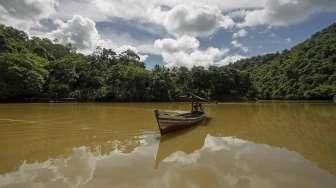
left=0, top=23, right=335, bottom=102
left=229, top=23, right=336, bottom=100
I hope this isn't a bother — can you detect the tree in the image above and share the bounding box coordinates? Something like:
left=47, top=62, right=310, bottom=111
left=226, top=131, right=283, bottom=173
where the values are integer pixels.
left=46, top=54, right=87, bottom=99
left=0, top=52, right=47, bottom=100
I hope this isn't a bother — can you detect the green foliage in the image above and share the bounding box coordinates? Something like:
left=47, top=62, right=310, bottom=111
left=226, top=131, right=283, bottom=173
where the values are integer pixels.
left=232, top=23, right=336, bottom=100
left=0, top=52, right=47, bottom=99
left=28, top=37, right=71, bottom=60
left=150, top=65, right=175, bottom=101
left=46, top=54, right=88, bottom=99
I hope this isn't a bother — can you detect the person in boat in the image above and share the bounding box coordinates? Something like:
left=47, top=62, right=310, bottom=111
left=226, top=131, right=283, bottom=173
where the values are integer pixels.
left=198, top=102, right=204, bottom=112
left=192, top=101, right=203, bottom=113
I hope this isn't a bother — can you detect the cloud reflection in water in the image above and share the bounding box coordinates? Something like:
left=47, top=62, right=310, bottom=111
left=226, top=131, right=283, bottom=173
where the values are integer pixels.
left=0, top=134, right=335, bottom=188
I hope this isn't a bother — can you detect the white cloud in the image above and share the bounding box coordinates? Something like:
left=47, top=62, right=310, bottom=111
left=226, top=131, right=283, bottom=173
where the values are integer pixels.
left=241, top=0, right=336, bottom=27
left=94, top=0, right=152, bottom=21
left=154, top=36, right=248, bottom=68
left=165, top=0, right=264, bottom=11
left=55, top=0, right=263, bottom=22
left=37, top=0, right=336, bottom=31
left=0, top=0, right=56, bottom=31
left=174, top=47, right=228, bottom=68
left=217, top=55, right=246, bottom=65
left=155, top=36, right=229, bottom=68
left=162, top=4, right=234, bottom=37
left=233, top=29, right=248, bottom=39
left=2, top=0, right=336, bottom=37
left=154, top=35, right=199, bottom=53
left=161, top=48, right=228, bottom=68
left=54, top=0, right=106, bottom=21
left=227, top=9, right=248, bottom=21
left=47, top=15, right=99, bottom=54
left=1, top=0, right=336, bottom=66
left=0, top=0, right=56, bottom=20
left=99, top=33, right=159, bottom=56
left=43, top=0, right=336, bottom=42
left=231, top=40, right=248, bottom=53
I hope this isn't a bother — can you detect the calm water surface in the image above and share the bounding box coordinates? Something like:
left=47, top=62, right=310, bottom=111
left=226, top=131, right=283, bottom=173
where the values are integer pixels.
left=0, top=102, right=335, bottom=188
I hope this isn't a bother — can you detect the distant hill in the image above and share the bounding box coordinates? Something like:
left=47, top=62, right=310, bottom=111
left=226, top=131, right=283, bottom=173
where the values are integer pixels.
left=229, top=23, right=336, bottom=100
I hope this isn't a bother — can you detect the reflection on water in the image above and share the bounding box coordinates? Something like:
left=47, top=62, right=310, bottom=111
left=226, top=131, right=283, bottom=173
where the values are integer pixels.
left=1, top=133, right=336, bottom=188
left=0, top=102, right=336, bottom=187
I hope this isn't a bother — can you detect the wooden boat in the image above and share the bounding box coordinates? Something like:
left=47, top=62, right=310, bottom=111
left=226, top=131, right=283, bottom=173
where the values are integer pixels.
left=154, top=93, right=209, bottom=135
left=154, top=110, right=206, bottom=135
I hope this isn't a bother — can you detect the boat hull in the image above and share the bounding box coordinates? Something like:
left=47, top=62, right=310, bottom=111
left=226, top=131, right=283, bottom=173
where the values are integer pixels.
left=154, top=110, right=206, bottom=135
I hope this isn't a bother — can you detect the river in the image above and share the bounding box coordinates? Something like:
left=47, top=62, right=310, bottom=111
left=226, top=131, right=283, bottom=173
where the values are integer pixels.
left=0, top=102, right=335, bottom=188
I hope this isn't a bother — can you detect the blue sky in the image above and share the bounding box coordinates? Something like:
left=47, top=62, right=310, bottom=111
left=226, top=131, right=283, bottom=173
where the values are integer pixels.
left=1, top=0, right=336, bottom=68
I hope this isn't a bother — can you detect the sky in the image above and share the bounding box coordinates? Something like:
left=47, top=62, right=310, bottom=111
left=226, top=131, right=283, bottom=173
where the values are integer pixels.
left=1, top=0, right=336, bottom=68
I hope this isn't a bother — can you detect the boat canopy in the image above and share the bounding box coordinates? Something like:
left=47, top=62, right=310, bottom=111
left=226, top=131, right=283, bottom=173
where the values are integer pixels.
left=180, top=92, right=209, bottom=102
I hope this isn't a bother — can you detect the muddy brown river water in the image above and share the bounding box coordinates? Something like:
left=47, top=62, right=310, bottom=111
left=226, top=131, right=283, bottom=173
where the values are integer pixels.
left=0, top=102, right=335, bottom=188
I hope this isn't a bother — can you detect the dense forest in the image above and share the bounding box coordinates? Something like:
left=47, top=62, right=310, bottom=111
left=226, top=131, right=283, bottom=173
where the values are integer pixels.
left=0, top=23, right=335, bottom=102
left=229, top=23, right=336, bottom=100
left=0, top=24, right=252, bottom=102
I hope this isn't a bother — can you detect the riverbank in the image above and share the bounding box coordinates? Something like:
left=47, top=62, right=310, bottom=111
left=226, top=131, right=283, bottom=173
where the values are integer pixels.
left=0, top=98, right=334, bottom=104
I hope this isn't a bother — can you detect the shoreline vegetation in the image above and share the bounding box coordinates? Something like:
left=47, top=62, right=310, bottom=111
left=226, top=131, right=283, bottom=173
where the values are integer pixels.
left=0, top=23, right=335, bottom=102
left=1, top=98, right=334, bottom=104
left=1, top=100, right=334, bottom=105
left=0, top=96, right=253, bottom=103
